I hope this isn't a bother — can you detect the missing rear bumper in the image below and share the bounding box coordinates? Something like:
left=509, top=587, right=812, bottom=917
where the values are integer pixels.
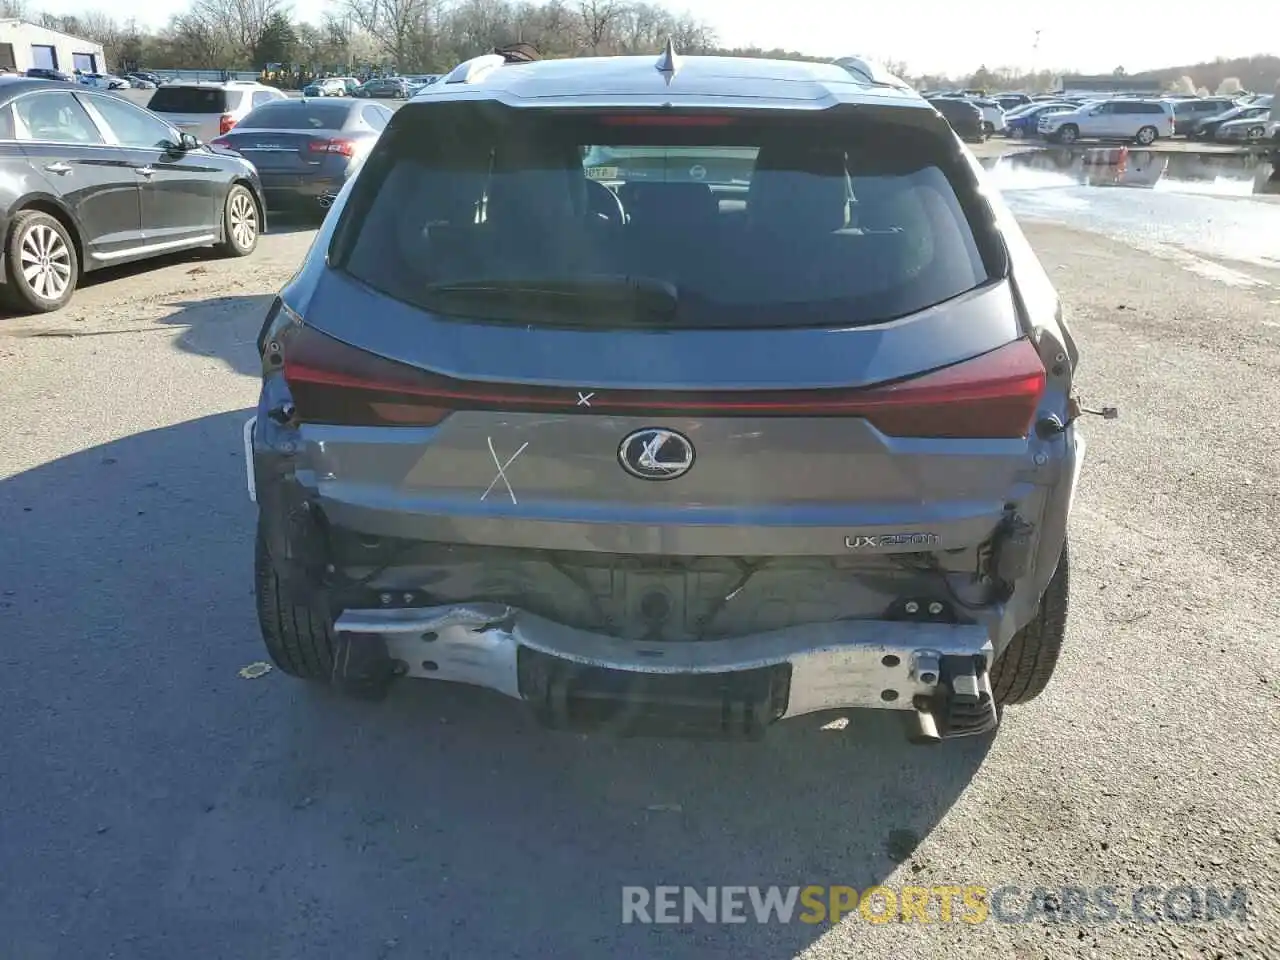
left=333, top=604, right=996, bottom=739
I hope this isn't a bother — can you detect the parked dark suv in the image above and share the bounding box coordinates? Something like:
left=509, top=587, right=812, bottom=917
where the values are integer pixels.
left=0, top=77, right=266, bottom=312
left=928, top=96, right=985, bottom=142
left=356, top=77, right=413, bottom=99
left=249, top=50, right=1083, bottom=743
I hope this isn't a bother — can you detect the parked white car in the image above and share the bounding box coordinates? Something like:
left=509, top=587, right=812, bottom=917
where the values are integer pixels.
left=937, top=95, right=1006, bottom=136
left=1039, top=98, right=1175, bottom=145
left=147, top=80, right=288, bottom=143
left=970, top=98, right=1007, bottom=136
left=78, top=72, right=130, bottom=90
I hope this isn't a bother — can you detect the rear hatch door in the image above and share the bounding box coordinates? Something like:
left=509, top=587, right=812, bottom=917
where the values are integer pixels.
left=217, top=129, right=346, bottom=173
left=147, top=86, right=240, bottom=142
left=219, top=100, right=359, bottom=175
left=281, top=100, right=1045, bottom=558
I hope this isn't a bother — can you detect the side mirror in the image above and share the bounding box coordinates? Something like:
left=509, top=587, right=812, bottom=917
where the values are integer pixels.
left=178, top=131, right=201, bottom=151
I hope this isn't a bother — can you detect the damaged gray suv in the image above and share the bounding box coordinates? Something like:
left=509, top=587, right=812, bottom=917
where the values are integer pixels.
left=247, top=48, right=1086, bottom=743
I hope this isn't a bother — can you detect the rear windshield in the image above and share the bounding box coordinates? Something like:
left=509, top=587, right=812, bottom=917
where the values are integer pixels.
left=147, top=87, right=242, bottom=113
left=239, top=100, right=351, bottom=130
left=335, top=105, right=992, bottom=329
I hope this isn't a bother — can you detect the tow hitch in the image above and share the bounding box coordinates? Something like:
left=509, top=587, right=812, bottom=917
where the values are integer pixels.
left=903, top=653, right=999, bottom=744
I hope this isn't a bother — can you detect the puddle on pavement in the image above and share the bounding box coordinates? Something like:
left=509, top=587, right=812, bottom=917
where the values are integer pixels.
left=982, top=147, right=1280, bottom=275
left=981, top=147, right=1279, bottom=198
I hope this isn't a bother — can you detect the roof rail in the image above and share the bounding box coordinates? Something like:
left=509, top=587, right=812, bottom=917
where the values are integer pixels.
left=832, top=55, right=912, bottom=91
left=444, top=54, right=506, bottom=85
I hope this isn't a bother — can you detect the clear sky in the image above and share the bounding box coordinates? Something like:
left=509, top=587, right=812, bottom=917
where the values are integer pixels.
left=32, top=0, right=1279, bottom=77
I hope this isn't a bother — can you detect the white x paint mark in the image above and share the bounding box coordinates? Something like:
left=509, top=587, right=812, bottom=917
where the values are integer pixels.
left=481, top=437, right=529, bottom=505
left=577, top=391, right=595, bottom=407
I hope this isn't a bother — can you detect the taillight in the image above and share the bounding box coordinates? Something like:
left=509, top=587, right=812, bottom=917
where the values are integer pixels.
left=282, top=326, right=1046, bottom=439
left=308, top=138, right=356, bottom=157
left=283, top=325, right=452, bottom=427
left=837, top=338, right=1046, bottom=438
left=218, top=113, right=235, bottom=135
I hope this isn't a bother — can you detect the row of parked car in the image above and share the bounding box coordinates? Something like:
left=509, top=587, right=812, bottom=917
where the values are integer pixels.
left=0, top=73, right=398, bottom=313
left=926, top=88, right=1278, bottom=146
left=300, top=75, right=441, bottom=99
left=12, top=66, right=163, bottom=90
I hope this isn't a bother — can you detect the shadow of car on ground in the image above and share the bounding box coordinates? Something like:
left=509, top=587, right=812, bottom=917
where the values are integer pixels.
left=0, top=408, right=992, bottom=958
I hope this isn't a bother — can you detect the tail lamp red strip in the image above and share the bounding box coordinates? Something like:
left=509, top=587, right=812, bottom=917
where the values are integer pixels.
left=308, top=138, right=356, bottom=157
left=282, top=326, right=1046, bottom=439
left=596, top=114, right=738, bottom=127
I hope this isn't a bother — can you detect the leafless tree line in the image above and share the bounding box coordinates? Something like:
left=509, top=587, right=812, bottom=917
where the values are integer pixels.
left=15, top=0, right=726, bottom=74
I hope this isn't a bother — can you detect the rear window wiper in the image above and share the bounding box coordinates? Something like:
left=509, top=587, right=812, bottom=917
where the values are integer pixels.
left=416, top=275, right=679, bottom=326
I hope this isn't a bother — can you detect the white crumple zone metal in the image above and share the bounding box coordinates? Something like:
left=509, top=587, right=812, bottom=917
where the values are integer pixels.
left=334, top=604, right=994, bottom=717
left=243, top=416, right=257, bottom=502
left=481, top=437, right=529, bottom=504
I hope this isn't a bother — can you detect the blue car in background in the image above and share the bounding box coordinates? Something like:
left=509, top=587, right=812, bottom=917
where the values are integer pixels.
left=1004, top=102, right=1077, bottom=139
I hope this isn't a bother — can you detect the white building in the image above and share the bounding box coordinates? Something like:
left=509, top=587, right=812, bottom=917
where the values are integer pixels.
left=0, top=20, right=107, bottom=75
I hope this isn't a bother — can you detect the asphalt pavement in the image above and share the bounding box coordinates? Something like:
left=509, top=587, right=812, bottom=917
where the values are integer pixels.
left=2, top=147, right=1279, bottom=958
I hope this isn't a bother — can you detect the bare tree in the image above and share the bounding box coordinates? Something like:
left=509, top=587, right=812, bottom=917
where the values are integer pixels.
left=1215, top=76, right=1242, bottom=95
left=668, top=13, right=714, bottom=53
left=509, top=0, right=575, bottom=56
left=577, top=0, right=621, bottom=54
left=189, top=0, right=285, bottom=63
left=344, top=0, right=436, bottom=70
left=0, top=0, right=28, bottom=18
left=161, top=13, right=226, bottom=68
left=615, top=3, right=669, bottom=53
left=448, top=0, right=514, bottom=50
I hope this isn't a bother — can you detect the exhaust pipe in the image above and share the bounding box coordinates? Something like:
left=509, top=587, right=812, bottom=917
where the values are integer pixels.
left=903, top=705, right=942, bottom=745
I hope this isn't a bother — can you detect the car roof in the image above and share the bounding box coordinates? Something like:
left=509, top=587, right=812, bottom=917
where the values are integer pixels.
left=0, top=76, right=84, bottom=97
left=164, top=80, right=272, bottom=90
left=412, top=51, right=928, bottom=113
left=272, top=96, right=357, bottom=109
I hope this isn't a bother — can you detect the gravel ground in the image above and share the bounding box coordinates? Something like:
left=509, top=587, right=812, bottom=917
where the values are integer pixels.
left=1, top=220, right=1278, bottom=959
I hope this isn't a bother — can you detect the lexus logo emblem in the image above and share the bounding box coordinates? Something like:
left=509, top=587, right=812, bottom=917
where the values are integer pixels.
left=618, top=428, right=695, bottom=481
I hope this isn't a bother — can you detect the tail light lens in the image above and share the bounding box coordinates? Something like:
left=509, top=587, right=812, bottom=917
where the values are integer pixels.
left=308, top=138, right=356, bottom=157
left=218, top=113, right=235, bottom=135
left=282, top=326, right=1046, bottom=439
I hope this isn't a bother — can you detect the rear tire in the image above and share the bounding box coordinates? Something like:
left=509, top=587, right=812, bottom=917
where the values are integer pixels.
left=991, top=542, right=1069, bottom=706
left=217, top=184, right=259, bottom=257
left=1054, top=124, right=1079, bottom=145
left=3, top=210, right=78, bottom=313
left=254, top=525, right=335, bottom=681
left=1135, top=125, right=1158, bottom=145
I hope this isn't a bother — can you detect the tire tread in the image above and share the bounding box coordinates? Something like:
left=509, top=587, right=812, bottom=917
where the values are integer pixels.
left=991, top=543, right=1070, bottom=706
left=255, top=528, right=334, bottom=680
